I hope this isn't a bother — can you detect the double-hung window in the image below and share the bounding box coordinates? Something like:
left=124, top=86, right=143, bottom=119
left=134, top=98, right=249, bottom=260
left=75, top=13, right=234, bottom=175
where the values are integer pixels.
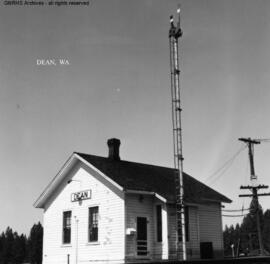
left=89, top=207, right=99, bottom=242
left=63, top=211, right=72, bottom=244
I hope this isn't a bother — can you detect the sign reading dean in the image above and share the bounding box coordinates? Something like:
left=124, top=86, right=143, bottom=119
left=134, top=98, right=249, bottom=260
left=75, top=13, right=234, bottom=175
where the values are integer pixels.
left=71, top=190, right=91, bottom=202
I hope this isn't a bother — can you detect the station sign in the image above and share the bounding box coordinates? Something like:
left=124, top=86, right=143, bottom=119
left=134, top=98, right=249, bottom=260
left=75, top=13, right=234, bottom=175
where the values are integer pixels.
left=71, top=190, right=91, bottom=202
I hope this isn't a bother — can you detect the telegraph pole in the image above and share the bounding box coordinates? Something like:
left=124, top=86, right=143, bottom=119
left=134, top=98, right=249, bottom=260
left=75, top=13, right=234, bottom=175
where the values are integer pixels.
left=238, top=137, right=270, bottom=256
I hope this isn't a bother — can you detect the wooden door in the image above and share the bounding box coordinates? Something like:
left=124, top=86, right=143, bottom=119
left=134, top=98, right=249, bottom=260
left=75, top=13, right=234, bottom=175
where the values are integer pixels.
left=137, top=217, right=148, bottom=256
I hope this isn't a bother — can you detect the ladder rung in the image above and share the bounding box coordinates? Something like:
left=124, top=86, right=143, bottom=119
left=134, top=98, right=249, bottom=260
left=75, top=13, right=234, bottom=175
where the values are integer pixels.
left=174, top=156, right=184, bottom=161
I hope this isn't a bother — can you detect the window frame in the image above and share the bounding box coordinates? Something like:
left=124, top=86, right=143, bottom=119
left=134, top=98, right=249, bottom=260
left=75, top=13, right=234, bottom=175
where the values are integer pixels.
left=88, top=206, right=99, bottom=243
left=62, top=210, right=72, bottom=244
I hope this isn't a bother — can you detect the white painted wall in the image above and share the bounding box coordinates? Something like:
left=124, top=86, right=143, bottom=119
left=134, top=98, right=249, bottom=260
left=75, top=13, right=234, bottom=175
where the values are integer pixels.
left=167, top=202, right=224, bottom=260
left=41, top=157, right=224, bottom=263
left=125, top=194, right=169, bottom=260
left=186, top=206, right=200, bottom=259
left=125, top=194, right=154, bottom=260
left=167, top=204, right=177, bottom=259
left=42, top=161, right=125, bottom=264
left=198, top=202, right=224, bottom=258
left=152, top=201, right=169, bottom=260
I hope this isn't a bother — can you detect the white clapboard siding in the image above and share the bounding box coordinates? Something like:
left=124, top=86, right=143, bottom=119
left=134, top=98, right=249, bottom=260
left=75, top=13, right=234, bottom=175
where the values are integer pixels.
left=125, top=194, right=170, bottom=261
left=42, top=161, right=125, bottom=264
left=125, top=194, right=155, bottom=260
left=152, top=202, right=169, bottom=260
left=186, top=206, right=200, bottom=259
left=198, top=202, right=224, bottom=258
left=167, top=204, right=177, bottom=259
left=167, top=204, right=201, bottom=260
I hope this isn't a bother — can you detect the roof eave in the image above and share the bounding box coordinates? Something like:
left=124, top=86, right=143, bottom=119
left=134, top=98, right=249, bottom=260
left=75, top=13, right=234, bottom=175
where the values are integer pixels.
left=34, top=153, right=125, bottom=209
left=202, top=197, right=232, bottom=204
left=34, top=153, right=78, bottom=208
left=75, top=153, right=124, bottom=191
left=124, top=189, right=167, bottom=203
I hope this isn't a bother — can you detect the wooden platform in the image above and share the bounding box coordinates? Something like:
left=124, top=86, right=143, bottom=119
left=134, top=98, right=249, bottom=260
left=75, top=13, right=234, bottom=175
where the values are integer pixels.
left=127, top=256, right=270, bottom=264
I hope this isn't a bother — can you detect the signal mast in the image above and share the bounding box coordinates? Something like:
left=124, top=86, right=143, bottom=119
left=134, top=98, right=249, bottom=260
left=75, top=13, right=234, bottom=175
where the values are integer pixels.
left=169, top=6, right=187, bottom=260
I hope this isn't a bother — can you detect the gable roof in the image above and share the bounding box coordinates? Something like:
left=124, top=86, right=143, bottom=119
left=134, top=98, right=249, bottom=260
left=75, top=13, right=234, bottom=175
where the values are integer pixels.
left=76, top=152, right=231, bottom=204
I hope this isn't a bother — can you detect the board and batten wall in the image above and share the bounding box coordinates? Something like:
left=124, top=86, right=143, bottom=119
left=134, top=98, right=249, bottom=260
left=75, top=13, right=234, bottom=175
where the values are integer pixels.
left=42, top=161, right=125, bottom=264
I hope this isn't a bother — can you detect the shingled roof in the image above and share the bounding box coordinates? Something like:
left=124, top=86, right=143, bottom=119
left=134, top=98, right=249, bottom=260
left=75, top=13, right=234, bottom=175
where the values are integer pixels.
left=76, top=152, right=231, bottom=204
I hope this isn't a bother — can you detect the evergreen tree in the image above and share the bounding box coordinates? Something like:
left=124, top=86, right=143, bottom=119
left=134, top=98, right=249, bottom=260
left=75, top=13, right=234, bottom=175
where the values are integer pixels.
left=263, top=209, right=270, bottom=253
left=240, top=198, right=264, bottom=254
left=223, top=225, right=234, bottom=256
left=223, top=199, right=268, bottom=257
left=223, top=224, right=241, bottom=256
left=12, top=233, right=27, bottom=264
left=0, top=231, right=5, bottom=264
left=234, top=223, right=241, bottom=255
left=28, top=222, right=43, bottom=264
left=1, top=227, right=14, bottom=264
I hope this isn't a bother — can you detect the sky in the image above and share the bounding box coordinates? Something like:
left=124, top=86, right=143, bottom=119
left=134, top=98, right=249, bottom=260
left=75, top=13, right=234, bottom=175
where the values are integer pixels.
left=0, top=0, right=270, bottom=235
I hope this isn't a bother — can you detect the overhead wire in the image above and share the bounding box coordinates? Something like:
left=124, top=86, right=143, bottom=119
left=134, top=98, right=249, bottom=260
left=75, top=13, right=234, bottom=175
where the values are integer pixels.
left=222, top=206, right=250, bottom=218
left=204, top=145, right=249, bottom=219
left=207, top=160, right=234, bottom=185
left=220, top=139, right=270, bottom=219
left=222, top=208, right=250, bottom=212
left=256, top=138, right=270, bottom=142
left=189, top=144, right=247, bottom=201
left=204, top=144, right=247, bottom=185
left=222, top=213, right=248, bottom=217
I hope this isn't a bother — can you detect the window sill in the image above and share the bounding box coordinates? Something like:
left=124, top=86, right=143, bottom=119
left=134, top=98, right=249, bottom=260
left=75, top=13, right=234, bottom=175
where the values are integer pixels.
left=86, top=241, right=100, bottom=246
left=61, top=244, right=72, bottom=247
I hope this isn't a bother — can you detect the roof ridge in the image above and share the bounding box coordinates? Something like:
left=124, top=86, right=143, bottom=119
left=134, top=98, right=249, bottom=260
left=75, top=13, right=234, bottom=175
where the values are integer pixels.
left=75, top=152, right=179, bottom=171
left=75, top=152, right=231, bottom=203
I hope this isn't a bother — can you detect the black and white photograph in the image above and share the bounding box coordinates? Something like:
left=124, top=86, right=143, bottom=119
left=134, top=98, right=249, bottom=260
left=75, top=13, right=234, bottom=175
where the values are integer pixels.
left=0, top=1, right=270, bottom=263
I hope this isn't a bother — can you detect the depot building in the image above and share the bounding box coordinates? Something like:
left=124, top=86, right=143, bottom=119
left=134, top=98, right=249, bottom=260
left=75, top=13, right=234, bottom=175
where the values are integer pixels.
left=34, top=138, right=231, bottom=264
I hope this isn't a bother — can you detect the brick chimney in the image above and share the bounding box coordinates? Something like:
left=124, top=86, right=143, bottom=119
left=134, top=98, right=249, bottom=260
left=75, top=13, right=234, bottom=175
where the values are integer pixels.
left=107, top=138, right=121, bottom=161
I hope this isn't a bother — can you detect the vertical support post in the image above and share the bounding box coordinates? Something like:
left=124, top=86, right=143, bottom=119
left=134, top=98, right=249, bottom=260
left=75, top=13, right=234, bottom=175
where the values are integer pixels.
left=169, top=8, right=186, bottom=261
left=247, top=141, right=256, bottom=180
left=75, top=217, right=79, bottom=264
left=253, top=187, right=264, bottom=255
left=231, top=244, right=235, bottom=258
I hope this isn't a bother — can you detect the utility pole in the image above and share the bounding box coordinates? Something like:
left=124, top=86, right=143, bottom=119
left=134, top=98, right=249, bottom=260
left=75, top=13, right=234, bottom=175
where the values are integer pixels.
left=169, top=6, right=186, bottom=260
left=238, top=137, right=270, bottom=256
